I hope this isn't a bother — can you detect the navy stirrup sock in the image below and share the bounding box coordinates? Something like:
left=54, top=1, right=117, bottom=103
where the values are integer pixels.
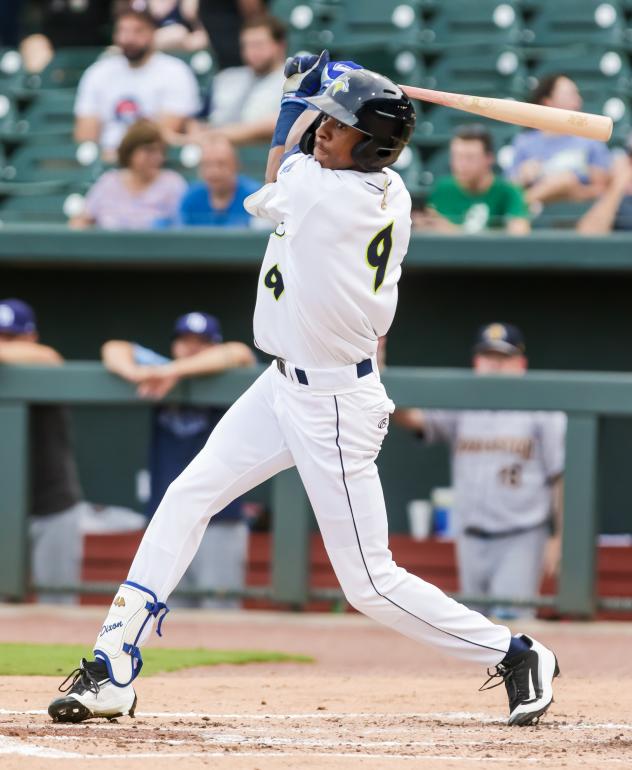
left=503, top=635, right=530, bottom=662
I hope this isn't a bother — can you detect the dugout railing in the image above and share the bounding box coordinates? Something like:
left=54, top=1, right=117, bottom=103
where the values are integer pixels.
left=1, top=363, right=632, bottom=616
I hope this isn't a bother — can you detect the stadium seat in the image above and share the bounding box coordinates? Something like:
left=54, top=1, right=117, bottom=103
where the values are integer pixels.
left=424, top=1, right=524, bottom=50
left=7, top=142, right=102, bottom=185
left=529, top=49, right=632, bottom=95
left=0, top=49, right=24, bottom=89
left=270, top=0, right=343, bottom=53
left=333, top=0, right=424, bottom=49
left=531, top=200, right=593, bottom=229
left=521, top=1, right=625, bottom=47
left=0, top=186, right=74, bottom=224
left=418, top=145, right=451, bottom=188
left=20, top=47, right=102, bottom=92
left=328, top=45, right=425, bottom=88
left=424, top=49, right=528, bottom=98
left=415, top=104, right=519, bottom=146
left=17, top=90, right=77, bottom=140
left=0, top=90, right=23, bottom=139
left=391, top=142, right=425, bottom=196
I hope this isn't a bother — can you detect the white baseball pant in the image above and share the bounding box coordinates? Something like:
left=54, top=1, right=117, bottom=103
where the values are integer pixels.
left=128, top=362, right=511, bottom=666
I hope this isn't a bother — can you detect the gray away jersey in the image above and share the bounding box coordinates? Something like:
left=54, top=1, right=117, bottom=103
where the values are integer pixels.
left=423, top=410, right=567, bottom=534
left=244, top=151, right=412, bottom=368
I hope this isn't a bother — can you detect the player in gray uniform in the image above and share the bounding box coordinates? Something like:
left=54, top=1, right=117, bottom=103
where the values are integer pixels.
left=48, top=56, right=559, bottom=728
left=396, top=323, right=565, bottom=617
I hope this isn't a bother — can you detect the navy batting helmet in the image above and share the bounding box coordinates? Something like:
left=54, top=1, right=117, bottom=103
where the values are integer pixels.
left=300, top=69, right=416, bottom=172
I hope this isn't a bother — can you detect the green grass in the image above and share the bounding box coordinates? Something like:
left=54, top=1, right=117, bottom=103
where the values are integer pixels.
left=0, top=643, right=312, bottom=677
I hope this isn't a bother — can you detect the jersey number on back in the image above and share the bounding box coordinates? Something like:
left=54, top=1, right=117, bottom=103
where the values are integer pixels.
left=365, top=221, right=394, bottom=293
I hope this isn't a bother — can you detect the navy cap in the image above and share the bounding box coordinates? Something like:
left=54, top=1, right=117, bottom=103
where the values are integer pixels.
left=473, top=322, right=525, bottom=356
left=0, top=298, right=37, bottom=334
left=173, top=312, right=223, bottom=343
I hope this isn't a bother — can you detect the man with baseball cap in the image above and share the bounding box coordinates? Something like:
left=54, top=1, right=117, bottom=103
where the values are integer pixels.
left=395, top=322, right=566, bottom=618
left=0, top=298, right=144, bottom=603
left=101, top=312, right=256, bottom=607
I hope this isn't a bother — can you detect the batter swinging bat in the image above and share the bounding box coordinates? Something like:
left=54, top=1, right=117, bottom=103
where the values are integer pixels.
left=400, top=85, right=613, bottom=142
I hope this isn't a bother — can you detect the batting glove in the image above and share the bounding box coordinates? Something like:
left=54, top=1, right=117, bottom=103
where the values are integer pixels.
left=282, top=49, right=330, bottom=102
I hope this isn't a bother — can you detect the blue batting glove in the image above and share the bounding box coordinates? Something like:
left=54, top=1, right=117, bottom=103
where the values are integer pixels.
left=319, top=60, right=363, bottom=94
left=284, top=53, right=319, bottom=78
left=282, top=49, right=330, bottom=101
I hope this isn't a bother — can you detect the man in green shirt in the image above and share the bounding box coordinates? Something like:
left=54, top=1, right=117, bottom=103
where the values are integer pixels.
left=415, top=124, right=530, bottom=234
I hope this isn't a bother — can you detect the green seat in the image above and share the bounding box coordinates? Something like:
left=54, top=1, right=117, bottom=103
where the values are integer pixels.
left=334, top=0, right=424, bottom=49
left=522, top=0, right=625, bottom=46
left=531, top=200, right=593, bottom=229
left=391, top=142, right=425, bottom=196
left=271, top=1, right=343, bottom=55
left=0, top=90, right=22, bottom=139
left=530, top=48, right=632, bottom=94
left=17, top=89, right=77, bottom=140
left=20, top=47, right=102, bottom=91
left=424, top=49, right=528, bottom=99
left=415, top=105, right=519, bottom=146
left=7, top=142, right=102, bottom=185
left=0, top=188, right=74, bottom=224
left=419, top=145, right=451, bottom=188
left=424, top=1, right=523, bottom=50
left=328, top=45, right=425, bottom=88
left=167, top=50, right=216, bottom=89
left=0, top=48, right=24, bottom=90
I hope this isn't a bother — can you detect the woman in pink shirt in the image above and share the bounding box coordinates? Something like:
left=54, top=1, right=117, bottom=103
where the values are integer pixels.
left=72, top=120, right=186, bottom=230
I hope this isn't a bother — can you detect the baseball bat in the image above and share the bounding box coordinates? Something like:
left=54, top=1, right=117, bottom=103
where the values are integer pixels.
left=400, top=85, right=613, bottom=142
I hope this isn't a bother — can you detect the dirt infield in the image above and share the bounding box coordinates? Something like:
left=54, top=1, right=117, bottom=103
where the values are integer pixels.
left=1, top=605, right=631, bottom=770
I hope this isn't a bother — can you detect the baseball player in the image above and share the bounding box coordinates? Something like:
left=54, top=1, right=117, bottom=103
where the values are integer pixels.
left=48, top=54, right=559, bottom=727
left=395, top=323, right=566, bottom=619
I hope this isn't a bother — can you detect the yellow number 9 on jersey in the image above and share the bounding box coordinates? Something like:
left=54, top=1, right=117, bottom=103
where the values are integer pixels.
left=365, top=221, right=394, bottom=293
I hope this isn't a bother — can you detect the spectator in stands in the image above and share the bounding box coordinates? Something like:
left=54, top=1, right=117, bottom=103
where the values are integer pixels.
left=197, top=0, right=268, bottom=71
left=414, top=124, right=530, bottom=234
left=127, top=0, right=209, bottom=52
left=101, top=312, right=256, bottom=607
left=74, top=7, right=200, bottom=158
left=394, top=323, right=565, bottom=619
left=0, top=298, right=145, bottom=604
left=72, top=119, right=186, bottom=230
left=198, top=14, right=286, bottom=146
left=577, top=145, right=632, bottom=234
left=178, top=134, right=259, bottom=227
left=507, top=74, right=611, bottom=210
left=19, top=0, right=113, bottom=73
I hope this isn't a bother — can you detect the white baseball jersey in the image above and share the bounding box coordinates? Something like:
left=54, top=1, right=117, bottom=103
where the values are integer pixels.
left=423, top=410, right=567, bottom=533
left=245, top=151, right=412, bottom=368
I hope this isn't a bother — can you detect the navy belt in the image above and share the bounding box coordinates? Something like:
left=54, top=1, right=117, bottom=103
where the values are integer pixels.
left=276, top=357, right=373, bottom=386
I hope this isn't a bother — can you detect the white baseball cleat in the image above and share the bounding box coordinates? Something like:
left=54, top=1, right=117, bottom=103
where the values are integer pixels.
left=48, top=658, right=137, bottom=723
left=481, top=634, right=560, bottom=726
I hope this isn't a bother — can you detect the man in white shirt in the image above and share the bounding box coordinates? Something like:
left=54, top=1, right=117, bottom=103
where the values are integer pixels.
left=74, top=8, right=200, bottom=157
left=204, top=15, right=287, bottom=146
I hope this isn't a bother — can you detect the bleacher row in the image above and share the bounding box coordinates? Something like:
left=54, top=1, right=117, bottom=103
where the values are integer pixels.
left=1, top=0, right=632, bottom=224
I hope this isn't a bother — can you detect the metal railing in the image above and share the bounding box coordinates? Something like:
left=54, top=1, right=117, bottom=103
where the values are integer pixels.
left=2, top=362, right=631, bottom=615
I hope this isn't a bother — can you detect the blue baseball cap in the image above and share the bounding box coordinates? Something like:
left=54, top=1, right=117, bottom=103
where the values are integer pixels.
left=172, top=312, right=223, bottom=343
left=473, top=322, right=525, bottom=356
left=0, top=298, right=37, bottom=334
